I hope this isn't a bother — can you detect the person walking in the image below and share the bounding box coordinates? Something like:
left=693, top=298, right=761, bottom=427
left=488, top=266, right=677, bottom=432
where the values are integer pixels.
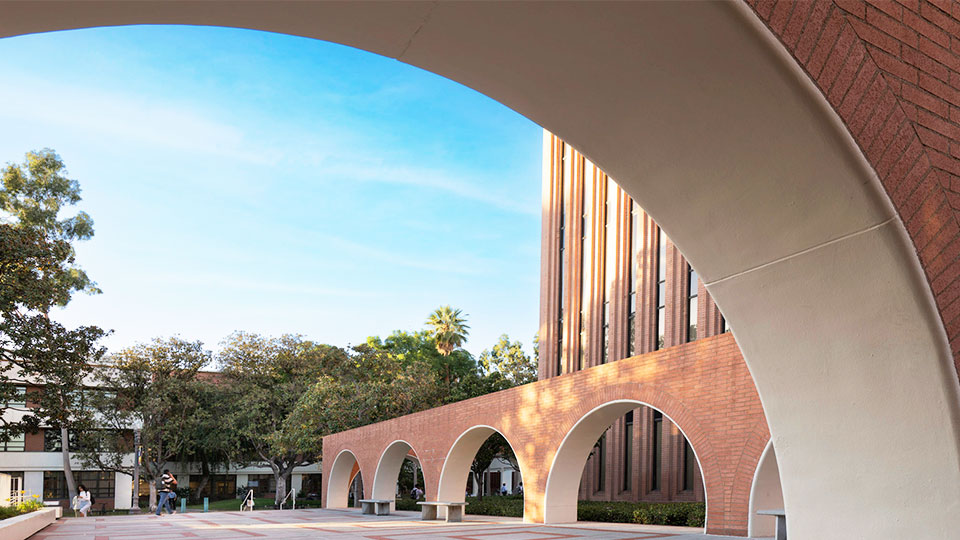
left=500, top=483, right=508, bottom=496
left=155, top=469, right=177, bottom=516
left=73, top=484, right=91, bottom=517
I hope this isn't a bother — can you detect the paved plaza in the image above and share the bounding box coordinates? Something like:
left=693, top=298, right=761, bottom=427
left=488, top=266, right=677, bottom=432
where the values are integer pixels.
left=29, top=508, right=746, bottom=540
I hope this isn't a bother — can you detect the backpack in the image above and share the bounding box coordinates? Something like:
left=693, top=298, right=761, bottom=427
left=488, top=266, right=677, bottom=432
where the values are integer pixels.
left=89, top=493, right=95, bottom=504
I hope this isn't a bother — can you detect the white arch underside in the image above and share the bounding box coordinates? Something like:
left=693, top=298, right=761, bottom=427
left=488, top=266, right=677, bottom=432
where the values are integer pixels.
left=4, top=2, right=960, bottom=537
left=326, top=449, right=359, bottom=509
left=543, top=400, right=706, bottom=529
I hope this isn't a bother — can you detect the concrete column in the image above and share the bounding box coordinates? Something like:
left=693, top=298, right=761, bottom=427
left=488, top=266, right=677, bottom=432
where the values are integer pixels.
left=23, top=471, right=43, bottom=501
left=291, top=474, right=303, bottom=494
left=235, top=474, right=249, bottom=497
left=114, top=472, right=133, bottom=510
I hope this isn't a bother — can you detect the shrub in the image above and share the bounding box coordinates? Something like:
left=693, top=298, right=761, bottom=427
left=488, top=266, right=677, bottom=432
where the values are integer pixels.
left=464, top=496, right=523, bottom=517
left=632, top=502, right=705, bottom=527
left=0, top=495, right=45, bottom=520
left=577, top=501, right=637, bottom=523
left=394, top=498, right=420, bottom=511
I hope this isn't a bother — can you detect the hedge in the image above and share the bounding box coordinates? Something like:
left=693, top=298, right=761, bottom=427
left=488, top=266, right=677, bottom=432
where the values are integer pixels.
left=393, top=496, right=705, bottom=527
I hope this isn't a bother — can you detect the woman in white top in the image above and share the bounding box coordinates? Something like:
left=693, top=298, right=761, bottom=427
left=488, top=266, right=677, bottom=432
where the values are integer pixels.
left=74, top=484, right=91, bottom=517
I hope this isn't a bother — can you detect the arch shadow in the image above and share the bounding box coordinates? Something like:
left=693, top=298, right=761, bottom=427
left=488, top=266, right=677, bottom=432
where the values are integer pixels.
left=544, top=399, right=707, bottom=529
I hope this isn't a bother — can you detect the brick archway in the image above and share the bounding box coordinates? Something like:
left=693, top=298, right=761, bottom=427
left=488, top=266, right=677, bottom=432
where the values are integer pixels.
left=326, top=449, right=362, bottom=509
left=371, top=440, right=422, bottom=508
left=541, top=395, right=717, bottom=528
left=436, top=425, right=526, bottom=503
left=323, top=335, right=765, bottom=535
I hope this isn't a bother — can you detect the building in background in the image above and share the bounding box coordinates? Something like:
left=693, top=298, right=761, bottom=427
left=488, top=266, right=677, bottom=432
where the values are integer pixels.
left=538, top=130, right=731, bottom=503
left=0, top=377, right=321, bottom=511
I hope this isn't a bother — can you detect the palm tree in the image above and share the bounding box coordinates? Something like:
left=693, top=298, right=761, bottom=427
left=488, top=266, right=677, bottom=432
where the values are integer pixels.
left=425, top=306, right=470, bottom=356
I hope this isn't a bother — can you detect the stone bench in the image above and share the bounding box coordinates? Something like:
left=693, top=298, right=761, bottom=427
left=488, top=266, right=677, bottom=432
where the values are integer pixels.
left=757, top=509, right=786, bottom=540
left=359, top=499, right=391, bottom=516
left=417, top=501, right=466, bottom=522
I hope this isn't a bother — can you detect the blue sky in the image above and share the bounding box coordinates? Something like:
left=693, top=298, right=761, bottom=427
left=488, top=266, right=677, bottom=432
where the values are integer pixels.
left=0, top=25, right=542, bottom=357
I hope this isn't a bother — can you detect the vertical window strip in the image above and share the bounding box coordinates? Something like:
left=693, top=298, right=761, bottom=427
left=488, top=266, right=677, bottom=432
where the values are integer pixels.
left=651, top=410, right=662, bottom=492
left=656, top=228, right=666, bottom=351
left=557, top=140, right=567, bottom=377
left=687, top=265, right=698, bottom=343
left=628, top=202, right=639, bottom=356
left=579, top=157, right=589, bottom=371
left=623, top=411, right=633, bottom=491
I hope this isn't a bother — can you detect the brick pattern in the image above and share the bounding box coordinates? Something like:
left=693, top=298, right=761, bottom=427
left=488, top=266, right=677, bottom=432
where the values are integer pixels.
left=747, top=0, right=960, bottom=376
left=323, top=334, right=766, bottom=536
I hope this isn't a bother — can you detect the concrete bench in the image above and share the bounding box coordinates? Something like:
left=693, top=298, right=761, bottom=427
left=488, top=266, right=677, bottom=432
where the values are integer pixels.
left=757, top=509, right=786, bottom=540
left=359, top=499, right=391, bottom=516
left=417, top=501, right=466, bottom=522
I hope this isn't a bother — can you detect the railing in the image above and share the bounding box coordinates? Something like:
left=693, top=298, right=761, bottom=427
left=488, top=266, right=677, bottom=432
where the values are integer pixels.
left=240, top=489, right=255, bottom=512
left=279, top=487, right=296, bottom=510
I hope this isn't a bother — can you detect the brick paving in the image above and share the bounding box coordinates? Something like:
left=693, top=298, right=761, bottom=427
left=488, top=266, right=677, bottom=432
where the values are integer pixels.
left=28, top=508, right=743, bottom=540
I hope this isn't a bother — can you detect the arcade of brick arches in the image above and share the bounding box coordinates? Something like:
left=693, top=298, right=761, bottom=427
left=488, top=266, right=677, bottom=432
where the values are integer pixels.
left=4, top=1, right=960, bottom=539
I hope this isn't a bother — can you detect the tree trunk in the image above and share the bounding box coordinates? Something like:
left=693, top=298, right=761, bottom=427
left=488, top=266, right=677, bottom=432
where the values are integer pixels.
left=61, top=426, right=78, bottom=501
left=274, top=472, right=286, bottom=508
left=193, top=457, right=211, bottom=502
left=148, top=482, right=157, bottom=511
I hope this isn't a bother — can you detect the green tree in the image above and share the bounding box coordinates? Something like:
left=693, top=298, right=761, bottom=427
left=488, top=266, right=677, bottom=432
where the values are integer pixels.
left=81, top=338, right=210, bottom=510
left=479, top=335, right=537, bottom=386
left=425, top=306, right=470, bottom=356
left=0, top=149, right=103, bottom=499
left=469, top=433, right=516, bottom=500
left=219, top=332, right=336, bottom=507
left=367, top=330, right=478, bottom=401
left=1, top=149, right=99, bottom=298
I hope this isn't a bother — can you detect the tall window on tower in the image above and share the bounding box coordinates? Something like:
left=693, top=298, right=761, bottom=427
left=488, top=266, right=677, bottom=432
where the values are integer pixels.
left=687, top=264, right=698, bottom=342
left=622, top=410, right=633, bottom=492
left=683, top=438, right=696, bottom=491
left=656, top=229, right=666, bottom=350
left=557, top=144, right=567, bottom=377
left=651, top=410, right=662, bottom=491
left=579, top=159, right=589, bottom=371
left=595, top=432, right=606, bottom=493
left=628, top=202, right=639, bottom=356
left=601, top=177, right=613, bottom=364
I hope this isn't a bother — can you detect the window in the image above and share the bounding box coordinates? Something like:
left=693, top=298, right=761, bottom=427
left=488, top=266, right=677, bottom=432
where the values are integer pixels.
left=656, top=229, right=667, bottom=350
left=601, top=177, right=613, bottom=364
left=1, top=431, right=25, bottom=451
left=687, top=266, right=698, bottom=342
left=6, top=386, right=26, bottom=408
left=44, top=429, right=93, bottom=452
left=651, top=411, right=662, bottom=491
left=595, top=432, right=606, bottom=492
left=43, top=471, right=114, bottom=500
left=721, top=316, right=730, bottom=333
left=628, top=202, right=639, bottom=356
left=579, top=158, right=589, bottom=371
left=622, top=411, right=633, bottom=491
left=557, top=143, right=567, bottom=377
left=244, top=474, right=276, bottom=495
left=683, top=438, right=696, bottom=491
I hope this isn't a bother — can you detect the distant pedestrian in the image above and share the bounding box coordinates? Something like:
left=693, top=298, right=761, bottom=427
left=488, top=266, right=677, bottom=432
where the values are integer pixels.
left=517, top=482, right=523, bottom=495
left=500, top=483, right=508, bottom=496
left=73, top=484, right=91, bottom=517
left=155, top=470, right=178, bottom=516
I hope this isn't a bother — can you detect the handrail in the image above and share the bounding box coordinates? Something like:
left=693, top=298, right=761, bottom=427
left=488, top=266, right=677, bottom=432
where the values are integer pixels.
left=279, top=487, right=296, bottom=510
left=240, top=489, right=255, bottom=512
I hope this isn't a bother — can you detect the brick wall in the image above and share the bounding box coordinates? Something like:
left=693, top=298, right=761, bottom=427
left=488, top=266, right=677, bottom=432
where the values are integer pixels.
left=749, top=0, right=960, bottom=376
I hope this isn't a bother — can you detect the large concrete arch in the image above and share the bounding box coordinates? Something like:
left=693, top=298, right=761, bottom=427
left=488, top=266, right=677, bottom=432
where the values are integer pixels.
left=543, top=399, right=706, bottom=527
left=326, top=449, right=361, bottom=509
left=371, top=440, right=420, bottom=509
left=436, top=425, right=524, bottom=505
left=5, top=2, right=960, bottom=538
